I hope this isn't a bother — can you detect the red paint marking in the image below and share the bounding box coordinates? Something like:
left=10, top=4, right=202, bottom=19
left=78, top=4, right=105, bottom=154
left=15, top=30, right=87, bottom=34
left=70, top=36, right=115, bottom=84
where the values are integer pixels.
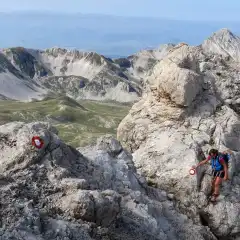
left=31, top=136, right=44, bottom=149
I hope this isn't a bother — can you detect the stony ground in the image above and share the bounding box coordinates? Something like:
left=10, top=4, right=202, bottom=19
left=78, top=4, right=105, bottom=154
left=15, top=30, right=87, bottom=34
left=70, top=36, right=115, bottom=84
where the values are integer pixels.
left=0, top=122, right=216, bottom=240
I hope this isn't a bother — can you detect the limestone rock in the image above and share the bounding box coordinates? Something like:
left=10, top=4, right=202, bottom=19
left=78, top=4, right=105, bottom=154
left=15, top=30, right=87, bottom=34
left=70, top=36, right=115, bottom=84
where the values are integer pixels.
left=117, top=38, right=240, bottom=239
left=148, top=45, right=203, bottom=106
left=0, top=122, right=216, bottom=240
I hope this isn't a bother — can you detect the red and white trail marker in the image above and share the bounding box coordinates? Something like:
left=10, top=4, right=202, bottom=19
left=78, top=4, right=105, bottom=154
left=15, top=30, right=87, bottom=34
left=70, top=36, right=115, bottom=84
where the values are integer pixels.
left=32, top=136, right=44, bottom=149
left=189, top=168, right=196, bottom=175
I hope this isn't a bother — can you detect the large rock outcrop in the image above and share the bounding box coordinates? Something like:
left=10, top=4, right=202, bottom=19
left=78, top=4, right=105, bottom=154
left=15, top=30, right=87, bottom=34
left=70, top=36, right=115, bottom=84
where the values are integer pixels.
left=0, top=122, right=216, bottom=240
left=117, top=35, right=240, bottom=239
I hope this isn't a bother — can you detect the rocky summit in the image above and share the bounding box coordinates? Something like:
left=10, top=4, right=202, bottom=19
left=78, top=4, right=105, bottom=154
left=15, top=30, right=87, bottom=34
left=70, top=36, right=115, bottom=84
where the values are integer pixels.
left=118, top=29, right=240, bottom=239
left=0, top=28, right=240, bottom=240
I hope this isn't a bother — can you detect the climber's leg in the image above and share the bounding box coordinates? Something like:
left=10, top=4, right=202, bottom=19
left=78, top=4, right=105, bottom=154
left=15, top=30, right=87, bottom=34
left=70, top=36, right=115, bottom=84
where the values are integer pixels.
left=210, top=171, right=217, bottom=195
left=211, top=177, right=216, bottom=194
left=211, top=171, right=224, bottom=202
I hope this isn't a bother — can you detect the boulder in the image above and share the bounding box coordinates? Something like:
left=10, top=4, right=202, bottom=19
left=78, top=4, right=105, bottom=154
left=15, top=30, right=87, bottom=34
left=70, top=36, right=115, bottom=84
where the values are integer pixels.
left=148, top=45, right=204, bottom=106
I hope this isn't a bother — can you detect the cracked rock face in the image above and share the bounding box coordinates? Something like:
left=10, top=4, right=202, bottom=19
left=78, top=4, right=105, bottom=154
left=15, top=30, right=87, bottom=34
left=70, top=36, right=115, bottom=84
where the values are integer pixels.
left=118, top=31, right=240, bottom=239
left=0, top=122, right=216, bottom=240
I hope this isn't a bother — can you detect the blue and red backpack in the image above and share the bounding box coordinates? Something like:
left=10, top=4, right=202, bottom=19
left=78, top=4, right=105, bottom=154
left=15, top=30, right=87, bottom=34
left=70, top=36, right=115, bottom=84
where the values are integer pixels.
left=211, top=153, right=230, bottom=171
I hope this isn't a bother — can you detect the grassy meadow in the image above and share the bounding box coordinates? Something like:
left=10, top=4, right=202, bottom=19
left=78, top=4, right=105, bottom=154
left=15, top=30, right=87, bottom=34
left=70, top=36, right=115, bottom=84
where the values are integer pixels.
left=0, top=96, right=131, bottom=147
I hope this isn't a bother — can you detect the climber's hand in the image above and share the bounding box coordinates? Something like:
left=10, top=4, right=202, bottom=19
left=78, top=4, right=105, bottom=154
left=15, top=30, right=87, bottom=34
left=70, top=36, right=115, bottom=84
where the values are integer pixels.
left=224, top=176, right=229, bottom=181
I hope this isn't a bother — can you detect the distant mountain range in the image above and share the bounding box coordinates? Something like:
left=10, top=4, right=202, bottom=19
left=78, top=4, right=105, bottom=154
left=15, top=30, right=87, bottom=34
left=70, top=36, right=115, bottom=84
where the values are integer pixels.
left=1, top=12, right=240, bottom=56
left=0, top=44, right=173, bottom=102
left=1, top=28, right=240, bottom=103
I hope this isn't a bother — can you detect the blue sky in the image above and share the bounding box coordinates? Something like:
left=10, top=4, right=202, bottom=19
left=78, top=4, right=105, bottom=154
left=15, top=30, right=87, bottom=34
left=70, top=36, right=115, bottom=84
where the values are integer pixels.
left=1, top=0, right=240, bottom=21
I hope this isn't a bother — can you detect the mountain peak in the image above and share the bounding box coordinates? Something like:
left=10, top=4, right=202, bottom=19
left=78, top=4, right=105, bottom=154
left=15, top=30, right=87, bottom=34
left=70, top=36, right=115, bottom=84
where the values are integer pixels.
left=45, top=47, right=69, bottom=56
left=2, top=46, right=49, bottom=79
left=215, top=28, right=233, bottom=34
left=210, top=28, right=238, bottom=40
left=202, top=28, right=240, bottom=62
left=44, top=47, right=107, bottom=64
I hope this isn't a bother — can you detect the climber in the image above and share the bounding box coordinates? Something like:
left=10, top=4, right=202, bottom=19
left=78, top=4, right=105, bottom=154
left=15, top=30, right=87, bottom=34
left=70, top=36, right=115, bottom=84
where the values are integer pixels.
left=196, top=149, right=231, bottom=202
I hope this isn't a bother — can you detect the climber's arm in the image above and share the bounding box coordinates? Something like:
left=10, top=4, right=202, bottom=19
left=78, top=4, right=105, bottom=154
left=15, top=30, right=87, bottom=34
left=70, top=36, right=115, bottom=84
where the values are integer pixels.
left=196, top=156, right=211, bottom=168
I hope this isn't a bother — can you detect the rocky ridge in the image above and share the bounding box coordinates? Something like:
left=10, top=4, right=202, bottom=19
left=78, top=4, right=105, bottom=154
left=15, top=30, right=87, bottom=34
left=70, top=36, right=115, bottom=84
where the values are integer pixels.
left=0, top=122, right=216, bottom=240
left=115, top=44, right=175, bottom=79
left=117, top=28, right=240, bottom=239
left=0, top=50, right=46, bottom=101
left=0, top=45, right=173, bottom=102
